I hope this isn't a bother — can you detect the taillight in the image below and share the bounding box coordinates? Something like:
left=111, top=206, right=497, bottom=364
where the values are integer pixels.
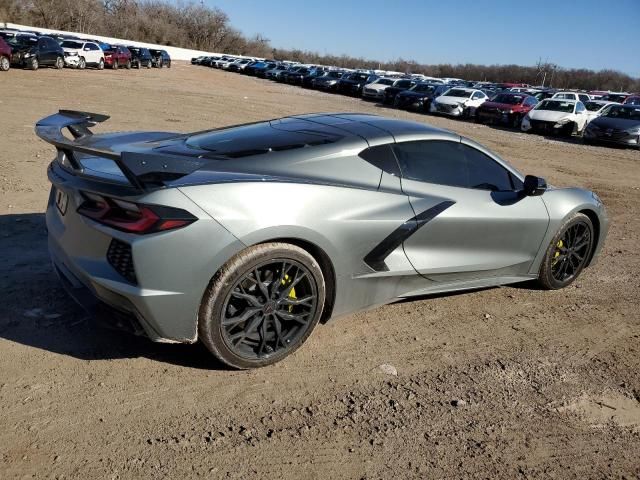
left=77, top=193, right=196, bottom=234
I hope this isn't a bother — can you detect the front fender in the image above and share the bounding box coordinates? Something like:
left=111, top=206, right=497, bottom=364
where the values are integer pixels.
left=529, top=187, right=608, bottom=273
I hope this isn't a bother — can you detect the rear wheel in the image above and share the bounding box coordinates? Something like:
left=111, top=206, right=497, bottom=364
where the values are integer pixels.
left=199, top=243, right=326, bottom=369
left=538, top=213, right=594, bottom=289
left=0, top=56, right=9, bottom=71
left=98, top=58, right=104, bottom=70
left=125, top=59, right=131, bottom=69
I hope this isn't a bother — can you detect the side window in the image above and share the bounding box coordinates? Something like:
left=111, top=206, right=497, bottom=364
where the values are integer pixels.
left=88, top=43, right=99, bottom=51
left=393, top=141, right=515, bottom=191
left=472, top=92, right=484, bottom=100
left=38, top=39, right=46, bottom=48
left=393, top=141, right=468, bottom=188
left=359, top=144, right=401, bottom=176
left=47, top=39, right=57, bottom=49
left=576, top=102, right=585, bottom=113
left=461, top=144, right=514, bottom=192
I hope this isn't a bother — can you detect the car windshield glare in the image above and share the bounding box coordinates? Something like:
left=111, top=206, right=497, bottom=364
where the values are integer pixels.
left=536, top=100, right=575, bottom=113
left=376, top=79, right=394, bottom=86
left=603, top=106, right=640, bottom=120
left=585, top=102, right=605, bottom=112
left=61, top=41, right=83, bottom=49
left=445, top=89, right=472, bottom=98
left=491, top=94, right=524, bottom=105
left=411, top=84, right=434, bottom=93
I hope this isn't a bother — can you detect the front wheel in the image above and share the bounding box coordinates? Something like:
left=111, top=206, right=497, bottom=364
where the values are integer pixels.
left=199, top=243, right=326, bottom=369
left=538, top=213, right=594, bottom=290
left=113, top=59, right=119, bottom=70
left=78, top=57, right=86, bottom=70
left=125, top=59, right=131, bottom=69
left=0, top=56, right=9, bottom=71
left=146, top=60, right=152, bottom=69
left=55, top=56, right=64, bottom=69
left=29, top=57, right=39, bottom=70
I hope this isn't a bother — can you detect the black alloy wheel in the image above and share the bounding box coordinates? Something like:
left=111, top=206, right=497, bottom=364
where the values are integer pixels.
left=199, top=243, right=326, bottom=369
left=539, top=213, right=594, bottom=289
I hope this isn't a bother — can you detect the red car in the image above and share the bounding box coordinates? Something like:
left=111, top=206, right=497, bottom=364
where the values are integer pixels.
left=103, top=45, right=131, bottom=69
left=0, top=37, right=11, bottom=71
left=475, top=92, right=539, bottom=128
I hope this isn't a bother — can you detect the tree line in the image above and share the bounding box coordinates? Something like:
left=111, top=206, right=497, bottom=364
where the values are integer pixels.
left=2, top=0, right=638, bottom=92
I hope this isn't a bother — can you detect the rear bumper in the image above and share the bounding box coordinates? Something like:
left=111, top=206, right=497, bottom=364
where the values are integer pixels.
left=45, top=165, right=246, bottom=343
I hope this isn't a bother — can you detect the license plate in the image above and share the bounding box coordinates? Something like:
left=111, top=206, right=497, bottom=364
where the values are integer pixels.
left=55, top=189, right=68, bottom=216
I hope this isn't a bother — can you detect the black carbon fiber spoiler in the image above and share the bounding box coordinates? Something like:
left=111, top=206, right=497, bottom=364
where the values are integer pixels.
left=35, top=110, right=208, bottom=191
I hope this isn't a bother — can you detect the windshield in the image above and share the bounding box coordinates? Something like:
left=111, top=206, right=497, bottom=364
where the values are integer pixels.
left=375, top=79, right=395, bottom=86
left=350, top=73, right=369, bottom=81
left=602, top=106, right=640, bottom=120
left=394, top=80, right=412, bottom=88
left=444, top=89, right=472, bottom=98
left=491, top=94, right=525, bottom=105
left=585, top=102, right=606, bottom=112
left=536, top=100, right=575, bottom=113
left=411, top=84, right=435, bottom=93
left=7, top=35, right=37, bottom=47
left=61, top=40, right=83, bottom=49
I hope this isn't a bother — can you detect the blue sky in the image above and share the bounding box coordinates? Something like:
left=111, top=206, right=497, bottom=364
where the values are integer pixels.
left=202, top=0, right=640, bottom=77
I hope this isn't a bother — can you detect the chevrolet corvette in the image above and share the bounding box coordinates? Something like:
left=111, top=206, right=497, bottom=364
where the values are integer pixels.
left=37, top=110, right=608, bottom=368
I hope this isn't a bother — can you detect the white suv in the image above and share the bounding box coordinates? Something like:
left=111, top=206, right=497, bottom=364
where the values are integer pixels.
left=430, top=88, right=488, bottom=117
left=362, top=77, right=400, bottom=100
left=521, top=99, right=588, bottom=136
left=60, top=40, right=104, bottom=69
left=552, top=91, right=591, bottom=104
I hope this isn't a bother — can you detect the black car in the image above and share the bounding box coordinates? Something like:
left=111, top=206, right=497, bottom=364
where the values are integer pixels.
left=383, top=78, right=417, bottom=105
left=312, top=70, right=344, bottom=91
left=286, top=66, right=314, bottom=85
left=301, top=68, right=327, bottom=88
left=394, top=83, right=449, bottom=111
left=251, top=61, right=278, bottom=77
left=127, top=47, right=153, bottom=68
left=583, top=104, right=640, bottom=149
left=337, top=72, right=378, bottom=96
left=8, top=34, right=64, bottom=70
left=150, top=49, right=171, bottom=68
left=279, top=66, right=306, bottom=83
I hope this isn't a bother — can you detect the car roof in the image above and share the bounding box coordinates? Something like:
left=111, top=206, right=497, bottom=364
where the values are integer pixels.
left=187, top=113, right=458, bottom=157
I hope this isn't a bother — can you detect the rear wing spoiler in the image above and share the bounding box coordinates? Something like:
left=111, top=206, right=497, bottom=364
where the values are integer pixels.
left=35, top=110, right=208, bottom=191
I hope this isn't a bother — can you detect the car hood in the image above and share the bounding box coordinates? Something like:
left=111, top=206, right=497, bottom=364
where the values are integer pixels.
left=528, top=110, right=573, bottom=122
left=480, top=101, right=522, bottom=110
left=398, top=90, right=430, bottom=99
left=589, top=116, right=640, bottom=130
left=436, top=96, right=469, bottom=105
left=364, top=83, right=388, bottom=91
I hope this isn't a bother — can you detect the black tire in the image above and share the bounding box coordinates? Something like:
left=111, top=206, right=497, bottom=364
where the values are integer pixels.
left=78, top=57, right=86, bottom=70
left=55, top=56, right=64, bottom=69
left=199, top=242, right=326, bottom=369
left=538, top=213, right=594, bottom=290
left=98, top=58, right=104, bottom=70
left=0, top=56, right=9, bottom=71
left=147, top=60, right=152, bottom=69
left=159, top=59, right=163, bottom=68
left=125, top=59, right=131, bottom=69
left=511, top=114, right=522, bottom=129
left=167, top=61, right=171, bottom=68
left=113, top=59, right=118, bottom=70
left=29, top=57, right=39, bottom=70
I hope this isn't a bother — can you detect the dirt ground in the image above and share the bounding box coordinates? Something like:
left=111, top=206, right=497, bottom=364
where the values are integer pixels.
left=0, top=62, right=639, bottom=479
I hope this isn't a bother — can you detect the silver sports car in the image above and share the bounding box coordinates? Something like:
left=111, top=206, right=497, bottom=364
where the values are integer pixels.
left=38, top=110, right=608, bottom=368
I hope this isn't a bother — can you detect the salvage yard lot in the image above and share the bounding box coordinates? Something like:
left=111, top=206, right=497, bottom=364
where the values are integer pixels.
left=0, top=62, right=639, bottom=479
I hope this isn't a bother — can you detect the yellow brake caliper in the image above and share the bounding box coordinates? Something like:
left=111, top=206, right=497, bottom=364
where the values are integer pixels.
left=553, top=239, right=563, bottom=266
left=281, top=274, right=296, bottom=312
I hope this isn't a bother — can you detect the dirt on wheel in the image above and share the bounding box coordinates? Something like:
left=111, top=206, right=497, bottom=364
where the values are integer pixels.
left=0, top=63, right=638, bottom=479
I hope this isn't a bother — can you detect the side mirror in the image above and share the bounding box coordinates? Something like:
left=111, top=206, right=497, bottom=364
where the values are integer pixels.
left=523, top=175, right=547, bottom=196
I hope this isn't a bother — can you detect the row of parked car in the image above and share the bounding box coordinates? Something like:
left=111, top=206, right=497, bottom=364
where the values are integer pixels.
left=192, top=55, right=640, bottom=149
left=0, top=28, right=171, bottom=71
